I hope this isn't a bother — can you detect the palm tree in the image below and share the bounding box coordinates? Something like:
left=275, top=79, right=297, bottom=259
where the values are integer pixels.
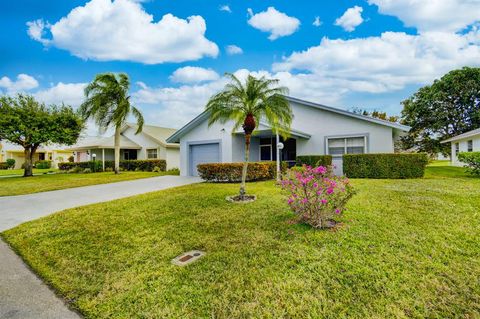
left=80, top=73, right=144, bottom=174
left=206, top=73, right=293, bottom=199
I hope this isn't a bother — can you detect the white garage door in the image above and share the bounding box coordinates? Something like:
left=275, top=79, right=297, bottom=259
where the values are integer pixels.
left=189, top=143, right=220, bottom=176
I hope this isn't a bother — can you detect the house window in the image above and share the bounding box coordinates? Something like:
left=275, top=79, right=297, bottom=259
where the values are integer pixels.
left=455, top=143, right=459, bottom=155
left=467, top=140, right=473, bottom=152
left=123, top=150, right=138, bottom=160
left=327, top=136, right=366, bottom=156
left=147, top=148, right=158, bottom=159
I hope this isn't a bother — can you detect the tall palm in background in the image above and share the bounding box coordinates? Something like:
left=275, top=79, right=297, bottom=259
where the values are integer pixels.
left=80, top=73, right=144, bottom=174
left=206, top=73, right=293, bottom=199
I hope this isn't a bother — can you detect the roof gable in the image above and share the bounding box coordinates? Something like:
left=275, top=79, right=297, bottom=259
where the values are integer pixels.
left=166, top=96, right=411, bottom=143
left=441, top=128, right=480, bottom=143
left=123, top=123, right=179, bottom=148
left=285, top=96, right=410, bottom=131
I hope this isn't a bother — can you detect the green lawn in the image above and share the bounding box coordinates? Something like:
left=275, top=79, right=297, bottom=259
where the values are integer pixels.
left=2, top=166, right=479, bottom=318
left=427, top=159, right=451, bottom=167
left=0, top=171, right=172, bottom=196
left=0, top=168, right=57, bottom=176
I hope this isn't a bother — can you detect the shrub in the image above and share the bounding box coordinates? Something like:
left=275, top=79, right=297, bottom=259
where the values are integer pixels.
left=458, top=152, right=480, bottom=176
left=58, top=161, right=102, bottom=172
left=0, top=162, right=9, bottom=170
left=57, top=159, right=167, bottom=172
left=6, top=159, right=15, bottom=169
left=58, top=162, right=76, bottom=171
left=35, top=160, right=52, bottom=169
left=69, top=166, right=83, bottom=174
left=343, top=153, right=429, bottom=179
left=68, top=155, right=74, bottom=163
left=153, top=166, right=162, bottom=173
left=83, top=168, right=92, bottom=174
left=120, top=159, right=166, bottom=172
left=105, top=167, right=113, bottom=172
left=296, top=155, right=332, bottom=167
left=166, top=167, right=180, bottom=175
left=281, top=165, right=355, bottom=229
left=197, top=161, right=277, bottom=182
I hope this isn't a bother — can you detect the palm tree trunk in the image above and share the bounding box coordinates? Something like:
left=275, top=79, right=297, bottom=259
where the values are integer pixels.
left=240, top=133, right=251, bottom=198
left=114, top=125, right=121, bottom=174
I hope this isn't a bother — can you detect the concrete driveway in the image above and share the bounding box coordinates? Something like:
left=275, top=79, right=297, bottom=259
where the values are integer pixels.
left=0, top=175, right=200, bottom=319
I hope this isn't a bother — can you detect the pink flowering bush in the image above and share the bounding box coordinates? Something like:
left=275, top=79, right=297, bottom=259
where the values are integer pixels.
left=281, top=165, right=355, bottom=229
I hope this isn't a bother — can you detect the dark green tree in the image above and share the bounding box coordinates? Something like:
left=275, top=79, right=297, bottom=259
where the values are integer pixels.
left=401, top=67, right=480, bottom=156
left=206, top=73, right=293, bottom=199
left=0, top=94, right=84, bottom=177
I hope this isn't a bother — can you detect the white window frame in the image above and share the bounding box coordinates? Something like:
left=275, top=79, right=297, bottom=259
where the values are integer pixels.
left=326, top=135, right=368, bottom=157
left=146, top=148, right=158, bottom=159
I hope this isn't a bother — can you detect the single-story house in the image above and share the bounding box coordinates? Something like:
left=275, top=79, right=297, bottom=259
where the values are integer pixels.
left=68, top=123, right=180, bottom=170
left=441, top=128, right=480, bottom=166
left=166, top=96, right=410, bottom=176
left=0, top=141, right=74, bottom=169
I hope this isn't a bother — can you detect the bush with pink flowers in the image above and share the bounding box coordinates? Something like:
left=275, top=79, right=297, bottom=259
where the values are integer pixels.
left=281, top=165, right=355, bottom=229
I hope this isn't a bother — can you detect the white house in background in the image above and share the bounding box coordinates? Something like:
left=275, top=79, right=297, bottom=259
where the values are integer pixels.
left=441, top=128, right=480, bottom=166
left=166, top=96, right=410, bottom=176
left=68, top=123, right=180, bottom=170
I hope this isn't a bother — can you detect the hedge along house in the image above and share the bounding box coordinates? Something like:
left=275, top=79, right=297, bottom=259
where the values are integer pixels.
left=0, top=140, right=74, bottom=169
left=441, top=128, right=480, bottom=166
left=166, top=96, right=410, bottom=176
left=68, top=123, right=180, bottom=170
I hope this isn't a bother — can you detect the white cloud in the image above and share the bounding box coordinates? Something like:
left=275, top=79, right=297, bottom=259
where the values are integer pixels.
left=34, top=82, right=87, bottom=107
left=132, top=79, right=228, bottom=128
left=0, top=74, right=39, bottom=94
left=247, top=7, right=300, bottom=40
left=313, top=17, right=322, bottom=27
left=26, top=20, right=50, bottom=45
left=226, top=44, right=243, bottom=55
left=170, top=66, right=220, bottom=84
left=335, top=6, right=364, bottom=32
left=27, top=0, right=219, bottom=64
left=274, top=29, right=480, bottom=93
left=219, top=5, right=231, bottom=13
left=368, top=0, right=480, bottom=32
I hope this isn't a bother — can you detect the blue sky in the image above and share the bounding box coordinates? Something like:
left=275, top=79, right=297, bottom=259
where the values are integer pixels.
left=1, top=0, right=479, bottom=131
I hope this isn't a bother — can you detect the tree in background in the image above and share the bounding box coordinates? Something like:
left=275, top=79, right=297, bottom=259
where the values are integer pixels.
left=206, top=73, right=293, bottom=200
left=351, top=108, right=399, bottom=123
left=80, top=73, right=144, bottom=174
left=400, top=67, right=480, bottom=156
left=0, top=94, right=84, bottom=177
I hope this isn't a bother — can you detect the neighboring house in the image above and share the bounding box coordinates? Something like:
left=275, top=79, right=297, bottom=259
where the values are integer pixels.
left=166, top=96, right=410, bottom=176
left=68, top=123, right=180, bottom=170
left=0, top=141, right=74, bottom=169
left=441, top=128, right=480, bottom=166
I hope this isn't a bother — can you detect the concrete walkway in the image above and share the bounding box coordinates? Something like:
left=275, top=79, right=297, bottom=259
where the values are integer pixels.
left=0, top=175, right=200, bottom=319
